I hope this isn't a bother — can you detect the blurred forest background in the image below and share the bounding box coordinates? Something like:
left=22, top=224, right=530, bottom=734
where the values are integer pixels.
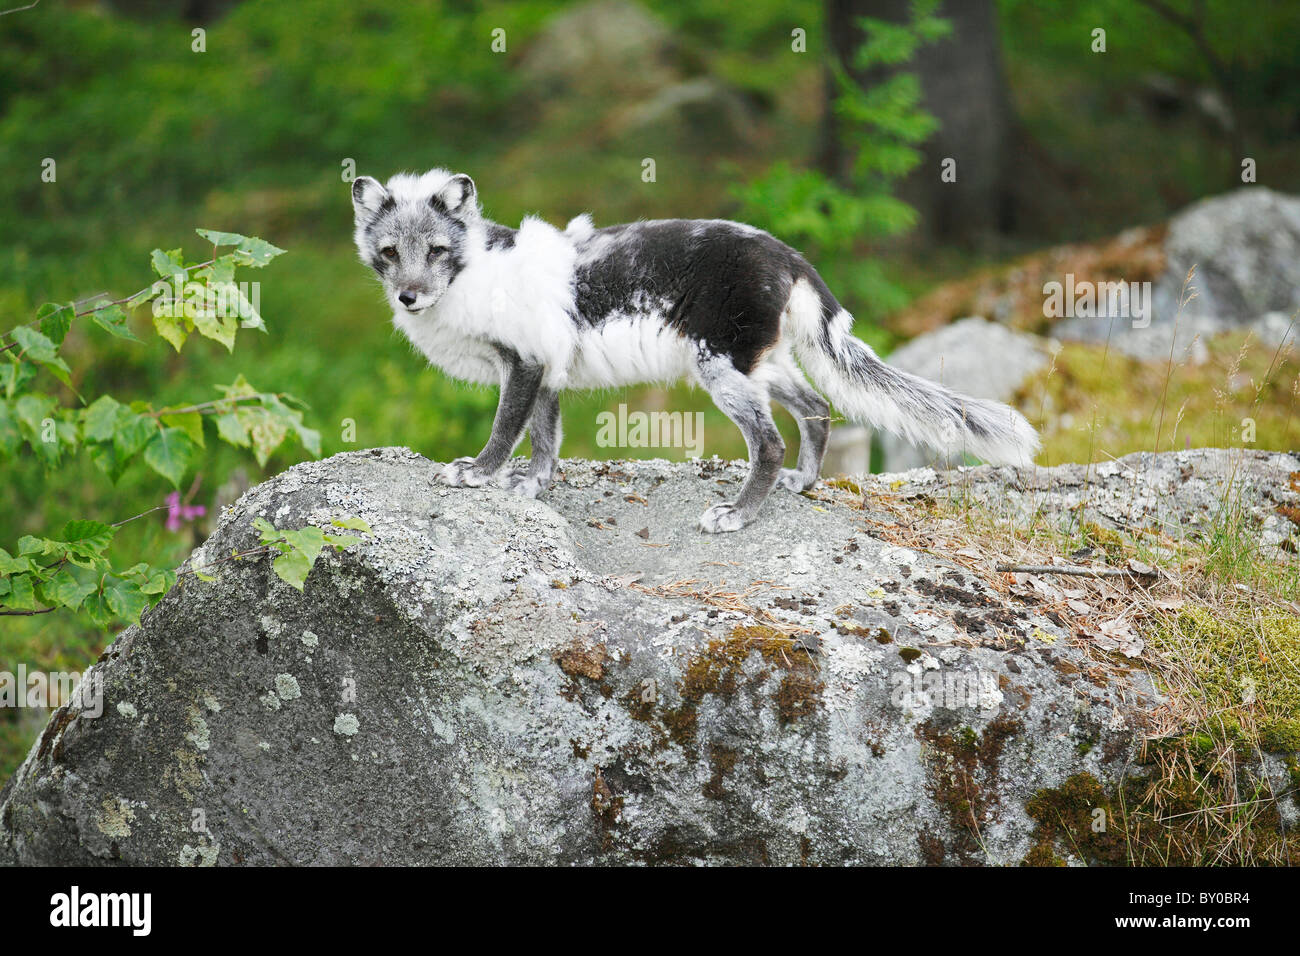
left=2, top=0, right=1300, bottom=774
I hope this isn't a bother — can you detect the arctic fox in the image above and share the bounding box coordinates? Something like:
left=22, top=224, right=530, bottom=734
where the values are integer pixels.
left=351, top=169, right=1038, bottom=532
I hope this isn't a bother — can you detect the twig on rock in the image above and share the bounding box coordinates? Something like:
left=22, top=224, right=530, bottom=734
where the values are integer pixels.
left=996, top=563, right=1157, bottom=579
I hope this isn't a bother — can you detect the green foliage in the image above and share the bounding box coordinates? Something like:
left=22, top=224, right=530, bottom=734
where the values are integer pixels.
left=731, top=0, right=948, bottom=319
left=252, top=517, right=371, bottom=591
left=0, top=0, right=557, bottom=236
left=0, top=231, right=317, bottom=623
left=0, top=519, right=175, bottom=626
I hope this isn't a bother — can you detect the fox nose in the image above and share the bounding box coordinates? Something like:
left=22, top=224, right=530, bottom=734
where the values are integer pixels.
left=398, top=291, right=417, bottom=307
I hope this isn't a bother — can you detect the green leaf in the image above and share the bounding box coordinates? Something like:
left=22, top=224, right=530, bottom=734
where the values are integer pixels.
left=143, top=427, right=195, bottom=487
left=9, top=325, right=59, bottom=363
left=236, top=404, right=289, bottom=467
left=87, top=302, right=141, bottom=342
left=191, top=304, right=238, bottom=351
left=59, top=519, right=115, bottom=557
left=271, top=549, right=313, bottom=591
left=16, top=535, right=48, bottom=556
left=88, top=441, right=125, bottom=483
left=0, top=362, right=35, bottom=401
left=3, top=573, right=37, bottom=610
left=38, top=564, right=100, bottom=610
left=113, top=409, right=157, bottom=461
left=103, top=576, right=149, bottom=622
left=294, top=422, right=321, bottom=457
left=151, top=309, right=190, bottom=352
left=150, top=248, right=186, bottom=280
left=124, top=286, right=156, bottom=310
left=14, top=393, right=56, bottom=440
left=214, top=411, right=249, bottom=448
left=213, top=281, right=265, bottom=333
left=233, top=236, right=286, bottom=268
left=195, top=229, right=247, bottom=247
left=261, top=393, right=320, bottom=457
left=80, top=590, right=114, bottom=627
left=331, top=517, right=372, bottom=533
left=0, top=548, right=35, bottom=575
left=217, top=373, right=259, bottom=400
left=36, top=303, right=74, bottom=345
left=194, top=255, right=237, bottom=286
left=160, top=409, right=205, bottom=448
left=281, top=526, right=327, bottom=565
left=82, top=395, right=121, bottom=442
left=195, top=230, right=284, bottom=267
left=252, top=517, right=278, bottom=539
left=139, top=568, right=176, bottom=595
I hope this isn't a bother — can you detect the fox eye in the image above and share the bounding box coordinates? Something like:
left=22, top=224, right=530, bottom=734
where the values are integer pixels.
left=428, top=244, right=448, bottom=260
left=380, top=246, right=398, bottom=261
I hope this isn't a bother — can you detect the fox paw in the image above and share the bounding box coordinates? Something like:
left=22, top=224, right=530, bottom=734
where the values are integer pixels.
left=778, top=468, right=817, bottom=493
left=699, top=502, right=748, bottom=533
left=499, top=468, right=549, bottom=499
left=440, top=457, right=492, bottom=488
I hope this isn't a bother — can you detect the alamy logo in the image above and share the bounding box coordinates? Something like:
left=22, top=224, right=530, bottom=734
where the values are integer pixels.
left=151, top=273, right=262, bottom=324
left=1043, top=273, right=1151, bottom=328
left=595, top=403, right=704, bottom=458
left=50, top=886, right=151, bottom=936
left=891, top=668, right=999, bottom=710
left=0, top=666, right=102, bottom=717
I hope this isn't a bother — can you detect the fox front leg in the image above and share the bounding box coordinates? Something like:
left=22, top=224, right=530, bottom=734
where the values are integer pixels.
left=499, top=388, right=561, bottom=499
left=440, top=354, right=544, bottom=489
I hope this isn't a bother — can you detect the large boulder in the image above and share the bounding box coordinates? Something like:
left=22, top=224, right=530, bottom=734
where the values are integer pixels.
left=10, top=446, right=1256, bottom=867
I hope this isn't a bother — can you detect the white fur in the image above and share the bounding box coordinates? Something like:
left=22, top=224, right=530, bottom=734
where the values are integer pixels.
left=567, top=315, right=697, bottom=389
left=392, top=201, right=697, bottom=392
left=564, top=214, right=595, bottom=241
left=398, top=215, right=579, bottom=388
left=783, top=278, right=1039, bottom=467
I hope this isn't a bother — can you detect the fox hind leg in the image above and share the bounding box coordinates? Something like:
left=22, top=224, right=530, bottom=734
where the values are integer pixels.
left=696, top=354, right=785, bottom=533
left=768, top=366, right=829, bottom=493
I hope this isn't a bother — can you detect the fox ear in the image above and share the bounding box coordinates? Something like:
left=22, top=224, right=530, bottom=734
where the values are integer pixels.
left=351, top=176, right=390, bottom=218
left=433, top=174, right=476, bottom=217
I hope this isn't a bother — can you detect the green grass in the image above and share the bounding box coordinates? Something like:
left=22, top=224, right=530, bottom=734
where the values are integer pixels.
left=1017, top=329, right=1299, bottom=468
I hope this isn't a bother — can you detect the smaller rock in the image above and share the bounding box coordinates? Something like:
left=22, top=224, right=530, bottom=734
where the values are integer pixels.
left=1152, top=187, right=1300, bottom=325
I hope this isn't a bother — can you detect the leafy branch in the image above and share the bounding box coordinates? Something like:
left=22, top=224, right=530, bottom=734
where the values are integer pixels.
left=0, top=229, right=326, bottom=626
left=0, top=516, right=371, bottom=618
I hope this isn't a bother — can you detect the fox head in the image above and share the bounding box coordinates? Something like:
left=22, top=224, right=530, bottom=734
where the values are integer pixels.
left=351, top=169, right=478, bottom=315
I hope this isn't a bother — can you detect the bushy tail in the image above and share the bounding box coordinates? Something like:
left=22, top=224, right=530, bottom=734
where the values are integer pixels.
left=786, top=286, right=1039, bottom=467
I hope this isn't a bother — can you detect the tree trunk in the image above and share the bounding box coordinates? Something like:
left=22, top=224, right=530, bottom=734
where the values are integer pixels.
left=820, top=0, right=1019, bottom=244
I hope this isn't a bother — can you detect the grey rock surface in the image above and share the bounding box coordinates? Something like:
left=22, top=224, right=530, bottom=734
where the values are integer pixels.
left=0, top=448, right=1197, bottom=866
left=877, top=317, right=1050, bottom=472
left=1151, top=187, right=1300, bottom=326
left=872, top=448, right=1300, bottom=557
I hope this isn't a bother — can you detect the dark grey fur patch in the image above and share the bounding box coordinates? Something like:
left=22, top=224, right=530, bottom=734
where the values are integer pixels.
left=571, top=220, right=810, bottom=373
left=485, top=223, right=517, bottom=250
